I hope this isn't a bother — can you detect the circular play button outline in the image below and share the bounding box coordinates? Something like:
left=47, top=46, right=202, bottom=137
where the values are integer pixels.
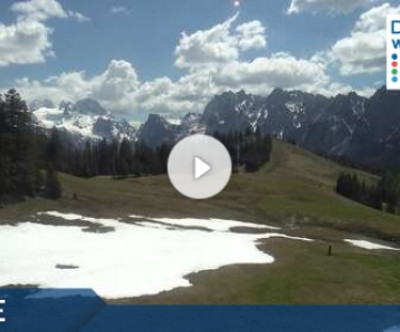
left=167, top=134, right=232, bottom=200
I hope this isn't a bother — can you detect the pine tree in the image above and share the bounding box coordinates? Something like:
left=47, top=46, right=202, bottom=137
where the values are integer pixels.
left=44, top=164, right=62, bottom=199
left=0, top=89, right=37, bottom=201
left=46, top=128, right=62, bottom=170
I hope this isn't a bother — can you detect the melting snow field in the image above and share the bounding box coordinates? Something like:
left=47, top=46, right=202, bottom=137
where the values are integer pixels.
left=345, top=239, right=400, bottom=251
left=0, top=212, right=312, bottom=299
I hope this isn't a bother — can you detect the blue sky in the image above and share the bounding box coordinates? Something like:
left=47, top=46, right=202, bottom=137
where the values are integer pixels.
left=0, top=0, right=397, bottom=121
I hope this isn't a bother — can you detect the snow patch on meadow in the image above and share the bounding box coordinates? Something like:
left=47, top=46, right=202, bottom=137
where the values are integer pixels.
left=0, top=212, right=310, bottom=299
left=345, top=239, right=400, bottom=251
left=130, top=215, right=280, bottom=231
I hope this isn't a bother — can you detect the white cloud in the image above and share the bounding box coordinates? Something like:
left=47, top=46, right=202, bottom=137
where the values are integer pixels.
left=175, top=14, right=267, bottom=69
left=215, top=53, right=329, bottom=93
left=111, top=6, right=130, bottom=15
left=236, top=21, right=267, bottom=51
left=354, top=2, right=394, bottom=31
left=132, top=71, right=218, bottom=115
left=12, top=14, right=356, bottom=119
left=17, top=60, right=140, bottom=114
left=331, top=3, right=400, bottom=75
left=0, top=20, right=53, bottom=67
left=16, top=61, right=216, bottom=117
left=175, top=14, right=241, bottom=69
left=173, top=16, right=335, bottom=99
left=287, top=0, right=381, bottom=15
left=332, top=30, right=386, bottom=75
left=67, top=11, right=90, bottom=23
left=11, top=0, right=89, bottom=23
left=15, top=54, right=338, bottom=119
left=0, top=0, right=89, bottom=67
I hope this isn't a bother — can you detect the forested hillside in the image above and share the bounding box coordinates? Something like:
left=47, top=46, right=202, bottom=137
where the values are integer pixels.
left=336, top=171, right=400, bottom=216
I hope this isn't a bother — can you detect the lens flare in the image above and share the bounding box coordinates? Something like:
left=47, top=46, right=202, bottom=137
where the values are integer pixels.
left=234, top=0, right=241, bottom=7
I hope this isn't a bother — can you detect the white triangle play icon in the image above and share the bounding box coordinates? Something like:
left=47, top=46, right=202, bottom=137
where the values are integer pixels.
left=194, top=156, right=212, bottom=180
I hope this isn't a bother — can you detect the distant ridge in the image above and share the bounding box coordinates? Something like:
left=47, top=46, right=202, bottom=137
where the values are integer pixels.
left=138, top=86, right=400, bottom=169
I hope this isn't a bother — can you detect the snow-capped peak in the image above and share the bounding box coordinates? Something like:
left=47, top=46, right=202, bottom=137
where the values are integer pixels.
left=32, top=98, right=136, bottom=143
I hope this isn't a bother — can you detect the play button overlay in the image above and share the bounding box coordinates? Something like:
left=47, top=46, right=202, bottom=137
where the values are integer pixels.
left=194, top=157, right=211, bottom=180
left=168, top=135, right=232, bottom=200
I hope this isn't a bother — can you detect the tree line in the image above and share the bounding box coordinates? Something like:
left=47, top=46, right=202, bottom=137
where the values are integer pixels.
left=336, top=172, right=400, bottom=214
left=43, top=129, right=171, bottom=179
left=47, top=127, right=273, bottom=178
left=214, top=128, right=272, bottom=173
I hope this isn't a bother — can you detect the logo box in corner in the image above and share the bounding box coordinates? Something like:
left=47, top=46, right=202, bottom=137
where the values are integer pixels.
left=387, top=15, right=400, bottom=90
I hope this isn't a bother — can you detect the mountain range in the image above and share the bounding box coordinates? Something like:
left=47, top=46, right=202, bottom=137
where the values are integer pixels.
left=31, top=86, right=400, bottom=169
left=139, top=88, right=365, bottom=151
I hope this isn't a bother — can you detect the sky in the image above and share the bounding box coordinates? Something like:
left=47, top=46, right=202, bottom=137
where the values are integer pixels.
left=0, top=0, right=398, bottom=122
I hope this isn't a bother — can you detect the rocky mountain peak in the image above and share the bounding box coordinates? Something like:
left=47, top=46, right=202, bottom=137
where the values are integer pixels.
left=72, top=98, right=108, bottom=116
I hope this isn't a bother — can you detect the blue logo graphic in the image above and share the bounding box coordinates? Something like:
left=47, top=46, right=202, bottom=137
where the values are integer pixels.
left=1, top=289, right=400, bottom=332
left=393, top=40, right=400, bottom=49
left=392, top=21, right=400, bottom=34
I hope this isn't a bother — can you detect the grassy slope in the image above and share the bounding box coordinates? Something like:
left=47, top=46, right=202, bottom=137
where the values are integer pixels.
left=3, top=139, right=399, bottom=238
left=1, top=140, right=400, bottom=304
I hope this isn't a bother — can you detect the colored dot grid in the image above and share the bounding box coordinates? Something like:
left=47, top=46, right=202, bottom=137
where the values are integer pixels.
left=392, top=54, right=399, bottom=83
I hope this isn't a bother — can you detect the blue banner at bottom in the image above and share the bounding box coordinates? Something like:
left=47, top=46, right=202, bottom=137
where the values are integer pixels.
left=0, top=289, right=399, bottom=332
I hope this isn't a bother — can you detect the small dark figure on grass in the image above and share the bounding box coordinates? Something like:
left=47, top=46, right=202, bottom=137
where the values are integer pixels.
left=328, top=245, right=333, bottom=256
